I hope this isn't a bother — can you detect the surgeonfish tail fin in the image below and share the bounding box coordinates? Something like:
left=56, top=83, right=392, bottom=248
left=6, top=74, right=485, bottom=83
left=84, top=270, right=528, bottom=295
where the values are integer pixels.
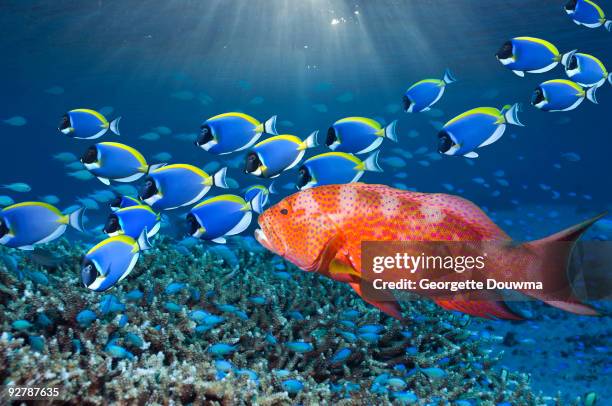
left=384, top=120, right=399, bottom=142
left=268, top=180, right=278, bottom=194
left=67, top=206, right=86, bottom=232
left=363, top=150, right=383, bottom=172
left=109, top=117, right=122, bottom=135
left=213, top=167, right=229, bottom=188
left=146, top=163, right=167, bottom=174
left=518, top=212, right=607, bottom=316
left=137, top=229, right=153, bottom=251
left=302, top=130, right=319, bottom=149
left=608, top=72, right=612, bottom=86
left=502, top=103, right=524, bottom=126
left=560, top=49, right=577, bottom=66
left=263, top=115, right=278, bottom=135
left=248, top=192, right=264, bottom=214
left=442, top=68, right=457, bottom=84
left=605, top=20, right=611, bottom=32
left=586, top=86, right=598, bottom=104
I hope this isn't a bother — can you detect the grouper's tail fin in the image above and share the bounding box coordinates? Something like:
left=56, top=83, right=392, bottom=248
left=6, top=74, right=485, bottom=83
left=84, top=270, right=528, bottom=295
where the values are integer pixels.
left=519, top=212, right=606, bottom=316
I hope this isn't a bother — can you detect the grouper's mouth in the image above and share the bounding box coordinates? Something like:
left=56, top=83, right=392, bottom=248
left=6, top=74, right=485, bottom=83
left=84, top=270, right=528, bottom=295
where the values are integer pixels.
left=254, top=228, right=285, bottom=257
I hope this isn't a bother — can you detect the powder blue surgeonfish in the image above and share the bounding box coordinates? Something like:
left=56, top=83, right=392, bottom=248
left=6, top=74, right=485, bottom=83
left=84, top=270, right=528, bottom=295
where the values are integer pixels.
left=531, top=79, right=598, bottom=112
left=104, top=205, right=161, bottom=239
left=110, top=195, right=141, bottom=212
left=81, top=142, right=165, bottom=185
left=187, top=194, right=263, bottom=244
left=296, top=151, right=383, bottom=190
left=81, top=232, right=151, bottom=292
left=326, top=117, right=398, bottom=154
left=59, top=109, right=121, bottom=139
left=243, top=183, right=276, bottom=209
left=565, top=0, right=611, bottom=31
left=245, top=132, right=318, bottom=178
left=0, top=202, right=85, bottom=250
left=437, top=103, right=524, bottom=158
left=496, top=37, right=575, bottom=77
left=196, top=112, right=278, bottom=155
left=402, top=69, right=457, bottom=113
left=562, top=52, right=612, bottom=88
left=141, top=164, right=228, bottom=210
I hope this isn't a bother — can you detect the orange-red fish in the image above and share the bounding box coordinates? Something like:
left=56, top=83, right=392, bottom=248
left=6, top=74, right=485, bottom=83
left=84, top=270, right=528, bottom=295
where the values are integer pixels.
left=255, top=183, right=603, bottom=320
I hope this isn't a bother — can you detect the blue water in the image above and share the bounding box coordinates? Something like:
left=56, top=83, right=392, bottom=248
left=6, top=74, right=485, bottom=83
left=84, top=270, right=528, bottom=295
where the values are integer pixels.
left=1, top=1, right=610, bottom=403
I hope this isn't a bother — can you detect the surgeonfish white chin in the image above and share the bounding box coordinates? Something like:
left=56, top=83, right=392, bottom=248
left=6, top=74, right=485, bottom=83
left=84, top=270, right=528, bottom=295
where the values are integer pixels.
left=200, top=140, right=218, bottom=151
left=83, top=162, right=101, bottom=170
left=498, top=57, right=514, bottom=66
left=61, top=127, right=74, bottom=134
left=143, top=194, right=162, bottom=207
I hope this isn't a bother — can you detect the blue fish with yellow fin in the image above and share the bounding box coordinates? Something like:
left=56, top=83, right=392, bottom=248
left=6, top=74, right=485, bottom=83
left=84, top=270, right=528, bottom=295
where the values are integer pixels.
left=187, top=194, right=263, bottom=244
left=296, top=151, right=382, bottom=190
left=403, top=69, right=457, bottom=113
left=196, top=112, right=277, bottom=154
left=326, top=117, right=398, bottom=154
left=141, top=164, right=228, bottom=210
left=0, top=202, right=85, bottom=250
left=563, top=52, right=611, bottom=88
left=438, top=104, right=523, bottom=158
left=59, top=109, right=121, bottom=139
left=531, top=79, right=598, bottom=112
left=245, top=132, right=318, bottom=178
left=81, top=232, right=151, bottom=292
left=243, top=183, right=276, bottom=209
left=81, top=142, right=165, bottom=185
left=565, top=0, right=611, bottom=31
left=104, top=205, right=161, bottom=239
left=496, top=37, right=575, bottom=77
left=110, top=195, right=141, bottom=212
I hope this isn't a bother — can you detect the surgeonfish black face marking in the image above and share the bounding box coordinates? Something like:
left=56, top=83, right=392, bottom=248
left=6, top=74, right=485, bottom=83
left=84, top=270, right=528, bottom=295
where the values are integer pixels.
left=565, top=0, right=577, bottom=12
left=104, top=214, right=121, bottom=234
left=245, top=152, right=262, bottom=174
left=186, top=213, right=200, bottom=236
left=81, top=261, right=97, bottom=288
left=81, top=146, right=98, bottom=164
left=196, top=125, right=214, bottom=146
left=531, top=87, right=545, bottom=106
left=296, top=165, right=312, bottom=189
left=141, top=178, right=158, bottom=200
left=110, top=196, right=122, bottom=210
left=437, top=130, right=454, bottom=154
left=567, top=55, right=578, bottom=70
left=59, top=114, right=70, bottom=131
left=0, top=219, right=8, bottom=238
left=402, top=95, right=412, bottom=112
left=496, top=41, right=513, bottom=60
left=325, top=127, right=337, bottom=147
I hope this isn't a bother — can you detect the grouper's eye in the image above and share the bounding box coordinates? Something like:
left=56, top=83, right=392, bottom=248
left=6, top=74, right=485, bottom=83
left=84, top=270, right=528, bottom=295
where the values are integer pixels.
left=280, top=208, right=288, bottom=215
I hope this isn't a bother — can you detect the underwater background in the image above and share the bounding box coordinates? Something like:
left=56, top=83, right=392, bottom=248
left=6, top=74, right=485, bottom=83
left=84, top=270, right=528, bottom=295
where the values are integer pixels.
left=0, top=1, right=610, bottom=404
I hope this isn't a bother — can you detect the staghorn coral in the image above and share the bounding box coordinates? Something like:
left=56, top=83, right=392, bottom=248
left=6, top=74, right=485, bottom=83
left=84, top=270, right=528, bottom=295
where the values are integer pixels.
left=0, top=237, right=564, bottom=405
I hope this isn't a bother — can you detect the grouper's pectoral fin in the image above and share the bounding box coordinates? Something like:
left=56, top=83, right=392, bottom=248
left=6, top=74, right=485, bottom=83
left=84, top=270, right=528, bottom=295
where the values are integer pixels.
left=348, top=282, right=403, bottom=320
left=433, top=298, right=523, bottom=320
left=311, top=234, right=346, bottom=273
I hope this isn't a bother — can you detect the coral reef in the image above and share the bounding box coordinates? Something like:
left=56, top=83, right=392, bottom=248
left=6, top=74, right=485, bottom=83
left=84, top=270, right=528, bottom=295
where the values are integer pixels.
left=0, top=237, right=567, bottom=404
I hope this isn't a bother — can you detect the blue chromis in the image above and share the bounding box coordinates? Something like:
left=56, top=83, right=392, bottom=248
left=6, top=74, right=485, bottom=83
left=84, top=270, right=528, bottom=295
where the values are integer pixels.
left=243, top=183, right=276, bottom=209
left=59, top=108, right=121, bottom=139
left=438, top=103, right=524, bottom=158
left=563, top=52, right=611, bottom=88
left=402, top=69, right=457, bottom=113
left=0, top=202, right=85, bottom=250
left=565, top=0, right=611, bottom=31
left=187, top=194, right=262, bottom=244
left=196, top=112, right=278, bottom=154
left=141, top=164, right=228, bottom=210
left=244, top=132, right=318, bottom=178
left=81, top=232, right=151, bottom=292
left=495, top=37, right=575, bottom=77
left=80, top=142, right=165, bottom=185
left=104, top=205, right=161, bottom=239
left=531, top=79, right=598, bottom=112
left=326, top=117, right=398, bottom=154
left=296, top=151, right=383, bottom=190
left=110, top=195, right=142, bottom=212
